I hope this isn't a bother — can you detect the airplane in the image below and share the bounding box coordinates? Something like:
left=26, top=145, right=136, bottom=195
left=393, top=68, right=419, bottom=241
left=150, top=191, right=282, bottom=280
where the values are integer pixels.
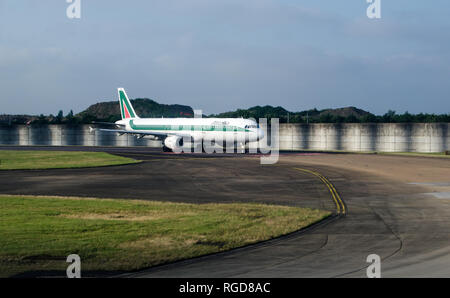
left=94, top=88, right=265, bottom=153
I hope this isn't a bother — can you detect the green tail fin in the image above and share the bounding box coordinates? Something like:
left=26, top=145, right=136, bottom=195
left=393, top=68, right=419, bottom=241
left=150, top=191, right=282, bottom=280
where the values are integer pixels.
left=118, top=88, right=139, bottom=119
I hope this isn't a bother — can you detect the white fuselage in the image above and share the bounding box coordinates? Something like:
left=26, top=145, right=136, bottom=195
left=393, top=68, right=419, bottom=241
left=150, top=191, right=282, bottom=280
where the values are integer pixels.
left=116, top=117, right=264, bottom=144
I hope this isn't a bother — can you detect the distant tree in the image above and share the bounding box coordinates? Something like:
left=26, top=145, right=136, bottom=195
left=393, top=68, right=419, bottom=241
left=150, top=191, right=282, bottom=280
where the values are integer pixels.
left=360, top=113, right=378, bottom=123
left=382, top=110, right=396, bottom=122
left=34, top=114, right=48, bottom=124
left=65, top=110, right=77, bottom=124
left=319, top=113, right=333, bottom=123
left=80, top=113, right=96, bottom=124
left=344, top=114, right=359, bottom=123
left=106, top=114, right=121, bottom=123
left=55, top=110, right=64, bottom=124
left=398, top=111, right=413, bottom=123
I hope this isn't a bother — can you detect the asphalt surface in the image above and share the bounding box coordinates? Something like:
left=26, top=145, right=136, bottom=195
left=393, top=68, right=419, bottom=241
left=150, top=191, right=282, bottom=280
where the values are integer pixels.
left=1, top=146, right=449, bottom=277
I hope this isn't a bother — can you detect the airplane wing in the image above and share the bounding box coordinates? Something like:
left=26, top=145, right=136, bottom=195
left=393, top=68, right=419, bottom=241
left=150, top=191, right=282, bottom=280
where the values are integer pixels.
left=95, top=128, right=192, bottom=139
left=98, top=128, right=167, bottom=137
left=91, top=121, right=125, bottom=128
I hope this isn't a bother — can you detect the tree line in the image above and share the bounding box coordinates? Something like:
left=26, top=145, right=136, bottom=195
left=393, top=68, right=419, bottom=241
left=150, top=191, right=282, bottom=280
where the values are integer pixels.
left=211, top=106, right=450, bottom=123
left=1, top=107, right=449, bottom=125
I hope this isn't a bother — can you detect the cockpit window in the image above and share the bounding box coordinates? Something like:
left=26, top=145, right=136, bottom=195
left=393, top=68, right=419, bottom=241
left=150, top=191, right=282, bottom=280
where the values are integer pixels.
left=245, top=124, right=258, bottom=129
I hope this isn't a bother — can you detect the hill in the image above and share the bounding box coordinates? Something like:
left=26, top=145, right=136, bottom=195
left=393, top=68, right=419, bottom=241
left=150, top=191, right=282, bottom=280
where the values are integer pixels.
left=211, top=106, right=375, bottom=123
left=318, top=107, right=371, bottom=118
left=77, top=98, right=194, bottom=122
left=211, top=105, right=289, bottom=119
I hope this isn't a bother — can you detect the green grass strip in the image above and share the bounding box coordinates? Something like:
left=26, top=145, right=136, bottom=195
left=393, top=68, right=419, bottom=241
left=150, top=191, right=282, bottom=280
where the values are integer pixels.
left=0, top=150, right=140, bottom=170
left=0, top=195, right=330, bottom=277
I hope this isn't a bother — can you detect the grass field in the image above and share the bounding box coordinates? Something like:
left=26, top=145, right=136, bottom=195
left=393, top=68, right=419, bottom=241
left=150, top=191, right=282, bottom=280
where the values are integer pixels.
left=0, top=195, right=330, bottom=277
left=0, top=150, right=140, bottom=170
left=378, top=151, right=450, bottom=158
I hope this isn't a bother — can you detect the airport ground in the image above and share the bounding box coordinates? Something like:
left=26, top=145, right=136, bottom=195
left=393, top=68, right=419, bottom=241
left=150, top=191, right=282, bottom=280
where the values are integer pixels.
left=0, top=146, right=449, bottom=277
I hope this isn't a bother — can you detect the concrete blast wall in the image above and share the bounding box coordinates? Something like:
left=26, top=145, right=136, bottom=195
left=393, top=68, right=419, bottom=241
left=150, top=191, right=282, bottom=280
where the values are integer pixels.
left=278, top=123, right=449, bottom=152
left=0, top=125, right=162, bottom=148
left=0, top=123, right=449, bottom=152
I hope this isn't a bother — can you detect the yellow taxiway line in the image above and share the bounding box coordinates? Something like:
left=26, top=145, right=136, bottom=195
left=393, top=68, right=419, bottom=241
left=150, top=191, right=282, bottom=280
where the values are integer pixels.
left=294, top=168, right=346, bottom=215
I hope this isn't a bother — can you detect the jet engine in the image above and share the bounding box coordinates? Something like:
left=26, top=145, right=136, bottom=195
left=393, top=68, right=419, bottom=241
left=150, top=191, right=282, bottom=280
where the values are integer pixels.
left=163, top=135, right=184, bottom=152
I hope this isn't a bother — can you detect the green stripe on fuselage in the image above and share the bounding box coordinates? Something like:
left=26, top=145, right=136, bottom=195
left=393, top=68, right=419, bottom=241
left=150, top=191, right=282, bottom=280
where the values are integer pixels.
left=129, top=120, right=250, bottom=132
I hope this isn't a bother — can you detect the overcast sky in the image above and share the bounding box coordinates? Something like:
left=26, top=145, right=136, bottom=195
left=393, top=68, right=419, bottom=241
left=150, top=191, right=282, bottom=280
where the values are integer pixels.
left=1, top=0, right=449, bottom=115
